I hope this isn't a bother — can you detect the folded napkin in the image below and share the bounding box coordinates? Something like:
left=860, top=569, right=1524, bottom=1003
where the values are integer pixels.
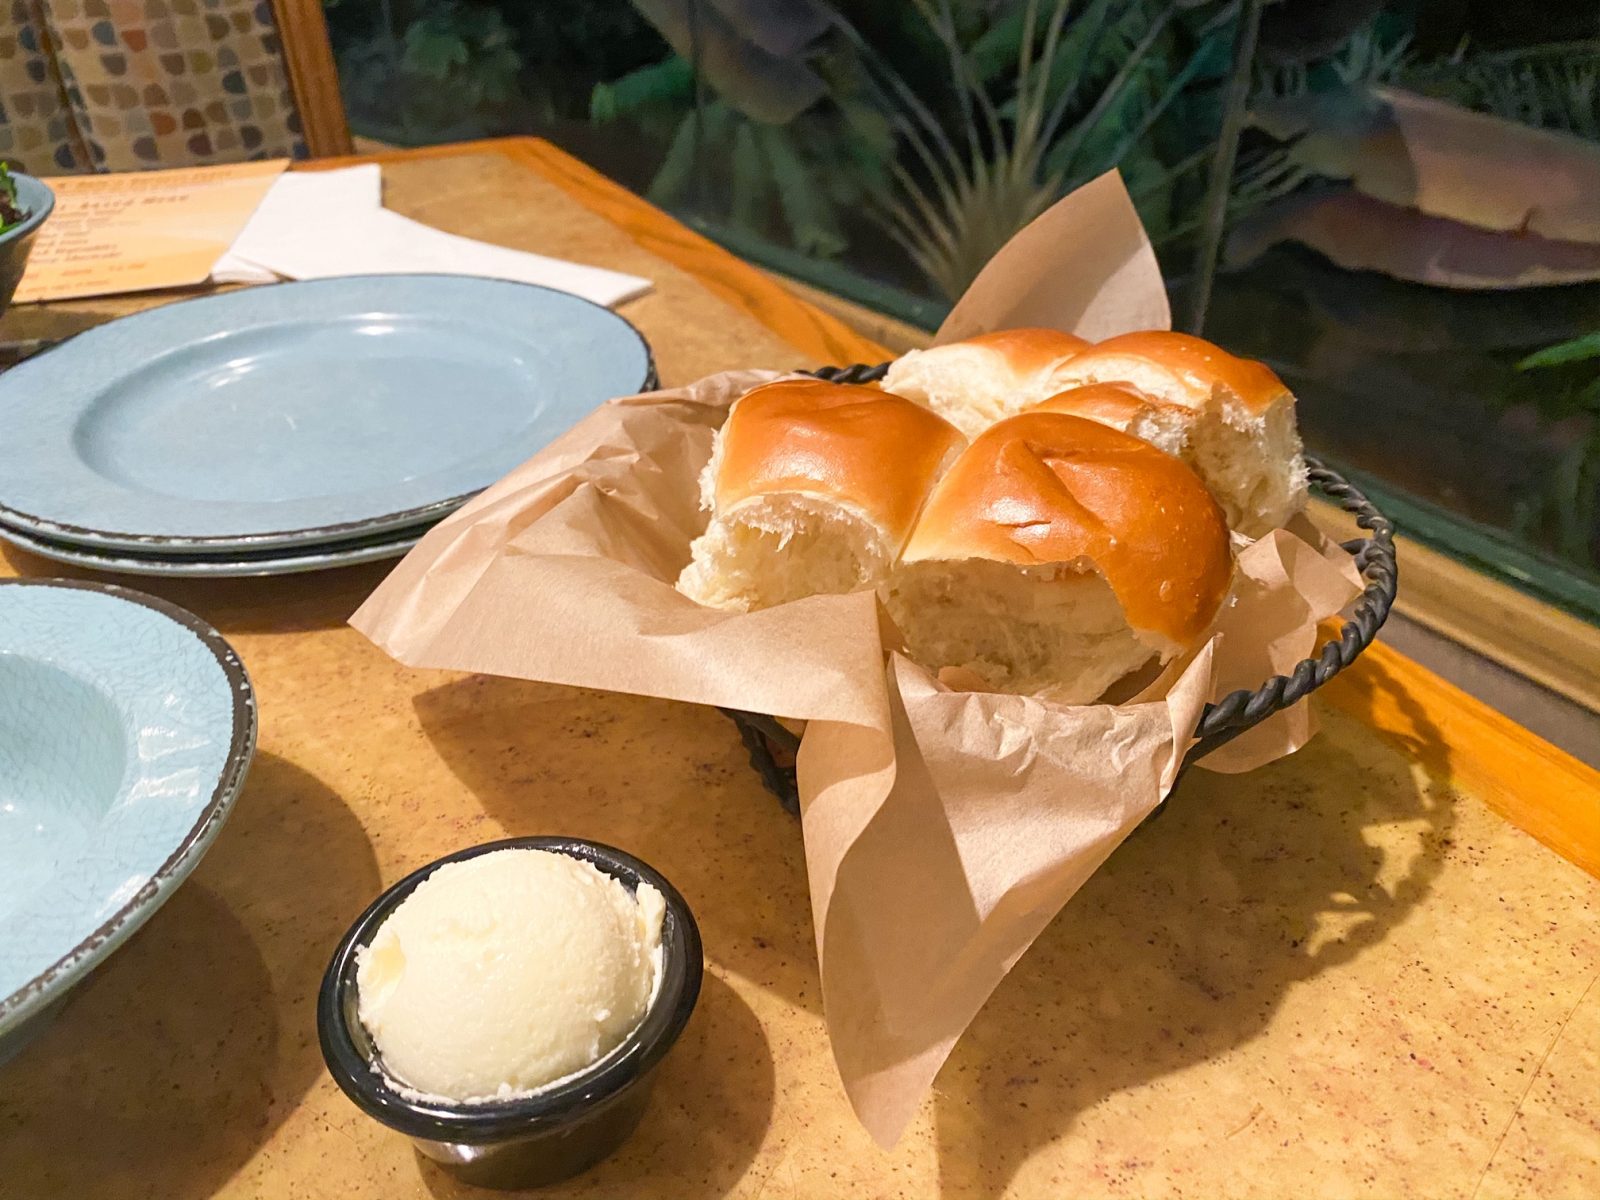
left=212, top=165, right=651, bottom=308
left=211, top=165, right=382, bottom=285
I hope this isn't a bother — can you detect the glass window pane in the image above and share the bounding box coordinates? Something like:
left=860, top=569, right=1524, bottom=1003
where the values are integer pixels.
left=323, top=0, right=1600, bottom=621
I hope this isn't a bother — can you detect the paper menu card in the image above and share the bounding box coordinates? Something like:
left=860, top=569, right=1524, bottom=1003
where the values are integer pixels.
left=12, top=160, right=287, bottom=304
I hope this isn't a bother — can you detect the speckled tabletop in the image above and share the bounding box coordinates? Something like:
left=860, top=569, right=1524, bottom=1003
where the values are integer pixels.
left=1, top=142, right=1596, bottom=1200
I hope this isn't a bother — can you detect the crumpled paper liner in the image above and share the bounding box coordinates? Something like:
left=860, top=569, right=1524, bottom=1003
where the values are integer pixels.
left=351, top=171, right=1361, bottom=1146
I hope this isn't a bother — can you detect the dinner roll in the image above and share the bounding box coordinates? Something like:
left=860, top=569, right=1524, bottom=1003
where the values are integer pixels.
left=677, top=379, right=964, bottom=611
left=1031, top=383, right=1273, bottom=538
left=1031, top=382, right=1198, bottom=461
left=881, top=328, right=1092, bottom=438
left=1045, top=331, right=1307, bottom=536
left=884, top=412, right=1232, bottom=704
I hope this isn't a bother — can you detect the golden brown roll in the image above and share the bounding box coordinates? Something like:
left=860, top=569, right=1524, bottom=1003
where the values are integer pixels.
left=1050, top=331, right=1289, bottom=411
left=677, top=379, right=965, bottom=611
left=885, top=411, right=1233, bottom=703
left=881, top=327, right=1092, bottom=438
left=1043, top=331, right=1307, bottom=536
left=1030, top=382, right=1198, bottom=460
left=1029, top=384, right=1261, bottom=538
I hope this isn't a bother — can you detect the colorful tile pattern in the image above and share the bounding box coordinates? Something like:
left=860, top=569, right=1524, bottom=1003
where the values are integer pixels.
left=0, top=0, right=307, bottom=175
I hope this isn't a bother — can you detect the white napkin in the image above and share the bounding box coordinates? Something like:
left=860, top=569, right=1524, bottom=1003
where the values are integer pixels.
left=210, top=165, right=652, bottom=308
left=211, top=165, right=382, bottom=285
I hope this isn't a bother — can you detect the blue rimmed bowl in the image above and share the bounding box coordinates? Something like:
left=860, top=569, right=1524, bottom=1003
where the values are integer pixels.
left=0, top=578, right=256, bottom=1062
left=0, top=171, right=53, bottom=314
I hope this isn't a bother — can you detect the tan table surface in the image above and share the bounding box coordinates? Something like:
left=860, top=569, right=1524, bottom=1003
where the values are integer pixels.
left=1, top=139, right=1597, bottom=1200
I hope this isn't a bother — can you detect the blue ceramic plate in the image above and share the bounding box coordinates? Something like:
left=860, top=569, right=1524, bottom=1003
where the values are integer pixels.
left=0, top=275, right=653, bottom=554
left=0, top=579, right=256, bottom=1058
left=0, top=518, right=420, bottom=577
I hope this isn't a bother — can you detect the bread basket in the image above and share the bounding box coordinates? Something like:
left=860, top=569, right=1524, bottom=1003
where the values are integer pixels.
left=719, top=361, right=1399, bottom=815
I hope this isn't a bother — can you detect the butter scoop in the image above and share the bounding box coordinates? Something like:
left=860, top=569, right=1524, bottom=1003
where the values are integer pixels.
left=356, top=847, right=665, bottom=1102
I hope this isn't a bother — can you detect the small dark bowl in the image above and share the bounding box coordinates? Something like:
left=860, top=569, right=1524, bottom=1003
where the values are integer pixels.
left=318, top=836, right=703, bottom=1190
left=1, top=172, right=54, bottom=315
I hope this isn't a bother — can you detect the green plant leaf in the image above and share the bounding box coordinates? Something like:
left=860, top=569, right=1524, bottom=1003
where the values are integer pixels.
left=1039, top=0, right=1145, bottom=116
left=628, top=0, right=826, bottom=124
left=648, top=108, right=707, bottom=207
left=1048, top=49, right=1163, bottom=180
left=1187, top=13, right=1237, bottom=80
left=1398, top=39, right=1600, bottom=140
left=395, top=2, right=522, bottom=111
left=730, top=120, right=768, bottom=231
left=1119, top=143, right=1173, bottom=239
left=966, top=7, right=1026, bottom=83
left=403, top=26, right=469, bottom=80
left=756, top=123, right=848, bottom=257
left=1517, top=333, right=1600, bottom=371
left=648, top=100, right=739, bottom=209
left=835, top=95, right=895, bottom=159
left=970, top=0, right=1121, bottom=93
left=590, top=55, right=695, bottom=124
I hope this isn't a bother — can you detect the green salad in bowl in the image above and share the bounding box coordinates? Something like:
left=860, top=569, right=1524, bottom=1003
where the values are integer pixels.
left=0, top=164, right=28, bottom=233
left=0, top=162, right=54, bottom=315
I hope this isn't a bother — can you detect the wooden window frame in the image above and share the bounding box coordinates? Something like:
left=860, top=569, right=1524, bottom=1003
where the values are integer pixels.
left=271, top=0, right=354, bottom=158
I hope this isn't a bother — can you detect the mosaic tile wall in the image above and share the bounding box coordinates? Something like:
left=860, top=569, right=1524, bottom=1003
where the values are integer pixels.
left=0, top=0, right=308, bottom=175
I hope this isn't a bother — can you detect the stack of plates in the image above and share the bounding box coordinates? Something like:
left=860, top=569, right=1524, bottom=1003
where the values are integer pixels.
left=0, top=276, right=654, bottom=576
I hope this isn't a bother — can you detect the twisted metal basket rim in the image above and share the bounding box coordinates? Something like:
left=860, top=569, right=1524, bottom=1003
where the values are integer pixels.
left=720, top=361, right=1397, bottom=814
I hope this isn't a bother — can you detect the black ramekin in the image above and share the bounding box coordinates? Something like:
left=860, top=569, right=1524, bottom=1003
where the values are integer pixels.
left=318, top=836, right=703, bottom=1189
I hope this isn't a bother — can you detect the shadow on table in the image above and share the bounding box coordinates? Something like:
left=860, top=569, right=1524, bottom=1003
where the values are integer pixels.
left=0, top=753, right=379, bottom=1200
left=416, top=970, right=775, bottom=1200
left=413, top=673, right=822, bottom=1018
left=933, top=659, right=1457, bottom=1197
left=1, top=543, right=396, bottom=634
left=0, top=304, right=130, bottom=350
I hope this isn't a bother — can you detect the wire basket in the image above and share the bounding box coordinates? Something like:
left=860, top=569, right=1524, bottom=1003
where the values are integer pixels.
left=719, top=362, right=1398, bottom=815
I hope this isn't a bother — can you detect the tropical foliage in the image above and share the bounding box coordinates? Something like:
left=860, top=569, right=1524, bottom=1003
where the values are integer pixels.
left=862, top=0, right=1242, bottom=299
left=594, top=0, right=1259, bottom=298
left=317, top=0, right=1600, bottom=584
left=1401, top=40, right=1600, bottom=140
left=590, top=35, right=897, bottom=259
left=1511, top=334, right=1600, bottom=567
left=324, top=0, right=666, bottom=140
left=325, top=2, right=1600, bottom=300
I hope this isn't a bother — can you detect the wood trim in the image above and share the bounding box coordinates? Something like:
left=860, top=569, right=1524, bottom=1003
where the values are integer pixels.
left=1320, top=641, right=1600, bottom=879
left=772, top=274, right=936, bottom=355
left=1399, top=561, right=1600, bottom=716
left=270, top=0, right=354, bottom=158
left=1311, top=500, right=1600, bottom=715
left=298, top=137, right=1600, bottom=878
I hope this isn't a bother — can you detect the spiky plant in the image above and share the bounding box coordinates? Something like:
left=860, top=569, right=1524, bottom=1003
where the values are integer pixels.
left=1407, top=41, right=1600, bottom=140
left=862, top=0, right=1233, bottom=299
left=1510, top=334, right=1600, bottom=567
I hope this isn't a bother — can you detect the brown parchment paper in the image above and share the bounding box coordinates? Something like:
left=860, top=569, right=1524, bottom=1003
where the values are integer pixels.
left=351, top=173, right=1359, bottom=1146
left=937, top=169, right=1172, bottom=343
